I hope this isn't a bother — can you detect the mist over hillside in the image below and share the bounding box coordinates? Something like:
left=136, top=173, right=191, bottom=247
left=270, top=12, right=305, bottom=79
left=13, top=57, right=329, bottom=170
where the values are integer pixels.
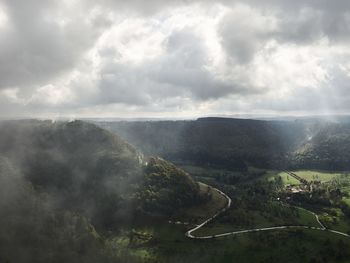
left=293, top=122, right=350, bottom=170
left=3, top=0, right=350, bottom=261
left=0, top=120, right=202, bottom=262
left=1, top=119, right=350, bottom=262
left=96, top=117, right=350, bottom=171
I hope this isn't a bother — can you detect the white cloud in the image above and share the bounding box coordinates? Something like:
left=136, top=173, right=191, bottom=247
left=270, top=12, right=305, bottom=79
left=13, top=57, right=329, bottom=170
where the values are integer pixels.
left=1, top=0, right=350, bottom=118
left=0, top=4, right=8, bottom=28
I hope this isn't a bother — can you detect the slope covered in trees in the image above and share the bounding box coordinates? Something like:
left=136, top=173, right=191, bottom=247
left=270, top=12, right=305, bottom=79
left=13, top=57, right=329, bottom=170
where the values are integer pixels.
left=0, top=120, right=201, bottom=262
left=139, top=157, right=201, bottom=215
left=97, top=118, right=307, bottom=170
left=0, top=157, right=112, bottom=263
left=97, top=117, right=350, bottom=171
left=293, top=123, right=350, bottom=170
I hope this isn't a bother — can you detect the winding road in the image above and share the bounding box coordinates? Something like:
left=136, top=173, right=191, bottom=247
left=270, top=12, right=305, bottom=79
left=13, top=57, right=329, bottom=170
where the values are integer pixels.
left=185, top=184, right=350, bottom=240
left=186, top=187, right=232, bottom=238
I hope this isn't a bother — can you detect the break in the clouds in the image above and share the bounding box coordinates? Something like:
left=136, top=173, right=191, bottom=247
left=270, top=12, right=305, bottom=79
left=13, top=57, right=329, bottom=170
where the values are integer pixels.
left=1, top=0, right=350, bottom=118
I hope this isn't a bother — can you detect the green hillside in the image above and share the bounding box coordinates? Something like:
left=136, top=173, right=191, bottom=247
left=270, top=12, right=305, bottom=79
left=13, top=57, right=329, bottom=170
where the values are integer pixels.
left=97, top=118, right=350, bottom=172
left=97, top=117, right=307, bottom=170
left=293, top=123, right=350, bottom=170
left=139, top=157, right=201, bottom=215
left=0, top=120, right=202, bottom=263
left=0, top=157, right=109, bottom=263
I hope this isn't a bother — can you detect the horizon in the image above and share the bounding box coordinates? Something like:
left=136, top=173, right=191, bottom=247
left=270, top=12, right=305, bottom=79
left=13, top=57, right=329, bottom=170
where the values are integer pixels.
left=4, top=113, right=350, bottom=123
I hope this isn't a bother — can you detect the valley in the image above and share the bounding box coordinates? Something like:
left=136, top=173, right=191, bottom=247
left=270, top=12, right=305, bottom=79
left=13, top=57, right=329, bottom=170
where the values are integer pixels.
left=3, top=0, right=350, bottom=262
left=123, top=166, right=350, bottom=263
left=1, top=118, right=350, bottom=263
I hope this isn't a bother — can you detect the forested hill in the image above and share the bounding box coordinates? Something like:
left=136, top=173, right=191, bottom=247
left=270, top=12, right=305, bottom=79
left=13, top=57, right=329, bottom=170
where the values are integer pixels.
left=96, top=117, right=308, bottom=170
left=292, top=122, right=350, bottom=170
left=0, top=120, right=201, bottom=263
left=96, top=117, right=350, bottom=171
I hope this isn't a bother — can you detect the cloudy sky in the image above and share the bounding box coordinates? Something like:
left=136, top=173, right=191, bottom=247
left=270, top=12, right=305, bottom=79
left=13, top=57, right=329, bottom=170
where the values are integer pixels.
left=1, top=0, right=350, bottom=119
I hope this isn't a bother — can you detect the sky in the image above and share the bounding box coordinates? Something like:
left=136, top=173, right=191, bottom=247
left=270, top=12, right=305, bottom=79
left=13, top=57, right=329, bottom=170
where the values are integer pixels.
left=1, top=0, right=350, bottom=119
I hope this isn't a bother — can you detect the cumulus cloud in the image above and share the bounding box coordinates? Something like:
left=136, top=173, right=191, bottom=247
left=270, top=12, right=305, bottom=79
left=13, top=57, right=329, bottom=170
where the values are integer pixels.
left=1, top=1, right=97, bottom=89
left=1, top=0, right=350, bottom=118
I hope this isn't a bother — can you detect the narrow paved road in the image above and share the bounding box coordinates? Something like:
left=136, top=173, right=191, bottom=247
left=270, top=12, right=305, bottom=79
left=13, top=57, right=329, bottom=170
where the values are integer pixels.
left=186, top=184, right=350, bottom=240
left=186, top=187, right=232, bottom=238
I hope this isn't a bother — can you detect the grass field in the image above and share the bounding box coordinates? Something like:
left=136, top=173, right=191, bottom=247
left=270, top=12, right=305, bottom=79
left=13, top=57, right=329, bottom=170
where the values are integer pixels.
left=192, top=203, right=320, bottom=237
left=179, top=164, right=238, bottom=184
left=179, top=164, right=236, bottom=176
left=129, top=223, right=350, bottom=263
left=292, top=170, right=343, bottom=182
left=269, top=171, right=300, bottom=185
left=266, top=170, right=344, bottom=186
left=172, top=182, right=227, bottom=223
left=319, top=207, right=350, bottom=233
left=116, top=165, right=350, bottom=263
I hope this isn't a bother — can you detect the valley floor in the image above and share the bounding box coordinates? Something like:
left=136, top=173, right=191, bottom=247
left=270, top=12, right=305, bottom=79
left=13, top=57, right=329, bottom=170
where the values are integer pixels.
left=118, top=167, right=350, bottom=263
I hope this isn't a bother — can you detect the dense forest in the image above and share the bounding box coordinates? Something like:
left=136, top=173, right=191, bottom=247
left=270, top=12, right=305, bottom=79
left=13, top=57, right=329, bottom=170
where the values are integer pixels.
left=292, top=123, right=350, bottom=170
left=97, top=117, right=350, bottom=171
left=0, top=120, right=202, bottom=263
